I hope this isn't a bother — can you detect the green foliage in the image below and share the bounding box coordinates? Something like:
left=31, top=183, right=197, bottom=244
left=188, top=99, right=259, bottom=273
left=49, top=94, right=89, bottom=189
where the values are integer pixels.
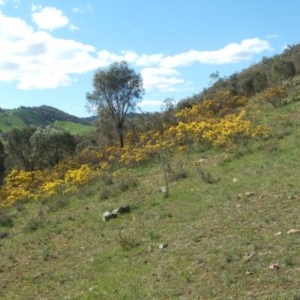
left=94, top=107, right=118, bottom=149
left=1, top=99, right=300, bottom=298
left=177, top=44, right=300, bottom=109
left=23, top=206, right=46, bottom=233
left=42, top=245, right=51, bottom=261
left=30, top=125, right=76, bottom=168
left=0, top=210, right=14, bottom=227
left=0, top=105, right=93, bottom=134
left=118, top=230, right=140, bottom=250
left=5, top=125, right=77, bottom=172
left=2, top=46, right=300, bottom=299
left=99, top=186, right=115, bottom=200
left=0, top=109, right=27, bottom=133
left=252, top=72, right=269, bottom=93
left=261, top=86, right=288, bottom=108
left=114, top=172, right=138, bottom=192
left=14, top=105, right=91, bottom=127
left=53, top=121, right=95, bottom=136
left=87, top=61, right=144, bottom=148
left=0, top=140, right=6, bottom=186
left=271, top=57, right=296, bottom=84
left=6, top=126, right=37, bottom=171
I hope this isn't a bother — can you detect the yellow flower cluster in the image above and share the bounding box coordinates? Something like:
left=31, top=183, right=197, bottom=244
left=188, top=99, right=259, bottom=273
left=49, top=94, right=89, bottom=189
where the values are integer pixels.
left=202, top=110, right=269, bottom=149
left=0, top=169, right=45, bottom=207
left=261, top=86, right=287, bottom=107
left=0, top=164, right=97, bottom=208
left=41, top=180, right=65, bottom=197
left=0, top=90, right=270, bottom=208
left=65, top=164, right=94, bottom=185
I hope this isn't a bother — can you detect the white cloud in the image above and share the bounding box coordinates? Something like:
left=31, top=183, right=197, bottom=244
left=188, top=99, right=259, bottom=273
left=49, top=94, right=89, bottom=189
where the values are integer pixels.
left=96, top=50, right=165, bottom=68
left=72, top=4, right=93, bottom=14
left=0, top=12, right=99, bottom=89
left=141, top=67, right=185, bottom=92
left=0, top=0, right=5, bottom=6
left=97, top=50, right=123, bottom=65
left=31, top=6, right=69, bottom=30
left=159, top=38, right=272, bottom=68
left=96, top=38, right=271, bottom=92
left=72, top=3, right=94, bottom=14
left=0, top=10, right=272, bottom=93
left=137, top=99, right=164, bottom=107
left=136, top=53, right=165, bottom=66
left=121, top=51, right=164, bottom=67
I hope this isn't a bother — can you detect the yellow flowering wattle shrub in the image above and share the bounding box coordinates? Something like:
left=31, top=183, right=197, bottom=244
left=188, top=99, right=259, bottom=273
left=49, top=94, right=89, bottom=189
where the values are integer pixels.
left=202, top=110, right=269, bottom=150
left=41, top=179, right=65, bottom=197
left=0, top=169, right=45, bottom=207
left=261, top=86, right=287, bottom=107
left=65, top=164, right=95, bottom=185
left=77, top=148, right=103, bottom=165
left=0, top=89, right=270, bottom=208
left=0, top=163, right=97, bottom=208
left=176, top=91, right=248, bottom=120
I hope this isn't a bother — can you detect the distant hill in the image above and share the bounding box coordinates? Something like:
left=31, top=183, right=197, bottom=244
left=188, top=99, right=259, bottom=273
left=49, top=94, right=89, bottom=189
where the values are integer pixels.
left=0, top=105, right=96, bottom=134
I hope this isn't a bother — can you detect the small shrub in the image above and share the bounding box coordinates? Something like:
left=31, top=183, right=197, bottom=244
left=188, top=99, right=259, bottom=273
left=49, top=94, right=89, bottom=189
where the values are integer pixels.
left=23, top=207, right=47, bottom=232
left=0, top=264, right=4, bottom=272
left=169, top=159, right=187, bottom=181
left=147, top=230, right=160, bottom=241
left=8, top=253, right=17, bottom=263
left=24, top=216, right=45, bottom=232
left=42, top=246, right=51, bottom=261
left=261, top=86, right=287, bottom=108
left=118, top=231, right=140, bottom=250
left=48, top=197, right=70, bottom=212
left=0, top=231, right=9, bottom=239
left=285, top=256, right=296, bottom=267
left=0, top=210, right=14, bottom=227
left=99, top=186, right=115, bottom=200
left=100, top=173, right=114, bottom=186
left=115, top=174, right=138, bottom=192
left=197, top=167, right=220, bottom=184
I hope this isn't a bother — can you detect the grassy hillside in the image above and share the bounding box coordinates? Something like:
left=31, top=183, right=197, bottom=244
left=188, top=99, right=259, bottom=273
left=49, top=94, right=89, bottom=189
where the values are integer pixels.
left=1, top=99, right=300, bottom=299
left=54, top=121, right=95, bottom=136
left=0, top=105, right=94, bottom=134
left=0, top=110, right=27, bottom=132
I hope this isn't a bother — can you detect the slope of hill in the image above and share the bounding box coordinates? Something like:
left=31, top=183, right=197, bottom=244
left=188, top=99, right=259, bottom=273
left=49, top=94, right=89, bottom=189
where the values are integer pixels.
left=0, top=105, right=95, bottom=134
left=0, top=109, right=27, bottom=133
left=178, top=43, right=300, bottom=108
left=1, top=44, right=300, bottom=299
left=1, top=98, right=300, bottom=299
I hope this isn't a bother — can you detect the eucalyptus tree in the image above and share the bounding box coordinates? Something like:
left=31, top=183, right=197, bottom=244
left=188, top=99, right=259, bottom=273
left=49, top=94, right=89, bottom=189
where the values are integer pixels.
left=6, top=126, right=76, bottom=171
left=86, top=61, right=144, bottom=148
left=6, top=126, right=37, bottom=171
left=30, top=126, right=76, bottom=169
left=271, top=58, right=296, bottom=85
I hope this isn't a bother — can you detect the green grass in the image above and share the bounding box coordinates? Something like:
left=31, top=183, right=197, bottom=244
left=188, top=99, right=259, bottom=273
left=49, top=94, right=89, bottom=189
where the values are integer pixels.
left=0, top=108, right=94, bottom=136
left=0, top=110, right=27, bottom=133
left=54, top=121, right=95, bottom=135
left=1, top=101, right=300, bottom=299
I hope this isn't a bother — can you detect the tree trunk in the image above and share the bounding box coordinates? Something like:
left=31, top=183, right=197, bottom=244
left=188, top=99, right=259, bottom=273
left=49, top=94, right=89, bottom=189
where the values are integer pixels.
left=118, top=126, right=124, bottom=148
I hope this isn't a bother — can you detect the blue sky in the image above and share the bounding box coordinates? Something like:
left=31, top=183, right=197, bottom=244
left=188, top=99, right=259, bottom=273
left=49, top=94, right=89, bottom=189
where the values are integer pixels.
left=0, top=0, right=299, bottom=117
